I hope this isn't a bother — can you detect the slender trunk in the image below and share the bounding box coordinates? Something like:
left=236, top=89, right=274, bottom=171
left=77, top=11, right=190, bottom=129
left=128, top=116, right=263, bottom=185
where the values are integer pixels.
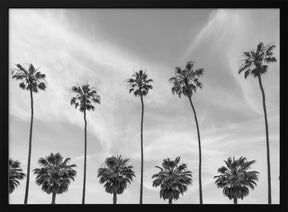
left=113, top=192, right=117, bottom=204
left=258, top=74, right=271, bottom=204
left=168, top=198, right=172, bottom=204
left=139, top=95, right=144, bottom=204
left=82, top=110, right=87, bottom=204
left=233, top=197, right=237, bottom=204
left=24, top=89, right=34, bottom=204
left=51, top=192, right=56, bottom=204
left=113, top=179, right=117, bottom=204
left=188, top=96, right=203, bottom=204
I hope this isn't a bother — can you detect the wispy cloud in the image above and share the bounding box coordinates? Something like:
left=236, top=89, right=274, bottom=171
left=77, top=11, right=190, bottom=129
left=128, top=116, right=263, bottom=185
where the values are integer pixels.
left=9, top=9, right=279, bottom=204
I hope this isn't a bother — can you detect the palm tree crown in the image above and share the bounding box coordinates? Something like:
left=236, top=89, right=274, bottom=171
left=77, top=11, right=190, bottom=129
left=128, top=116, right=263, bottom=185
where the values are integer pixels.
left=12, top=64, right=47, bottom=92
left=9, top=159, right=26, bottom=194
left=70, top=83, right=101, bottom=112
left=152, top=157, right=192, bottom=204
left=239, top=42, right=276, bottom=78
left=127, top=70, right=153, bottom=97
left=169, top=61, right=204, bottom=98
left=33, top=153, right=77, bottom=204
left=98, top=155, right=135, bottom=204
left=214, top=156, right=259, bottom=204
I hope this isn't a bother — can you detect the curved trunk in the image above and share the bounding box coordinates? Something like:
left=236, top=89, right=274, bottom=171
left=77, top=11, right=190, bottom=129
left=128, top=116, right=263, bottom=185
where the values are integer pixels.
left=233, top=197, right=237, bottom=204
left=140, top=94, right=144, bottom=204
left=51, top=192, right=56, bottom=204
left=24, top=89, right=34, bottom=204
left=82, top=110, right=87, bottom=204
left=188, top=96, right=203, bottom=204
left=168, top=198, right=172, bottom=204
left=258, top=74, right=271, bottom=204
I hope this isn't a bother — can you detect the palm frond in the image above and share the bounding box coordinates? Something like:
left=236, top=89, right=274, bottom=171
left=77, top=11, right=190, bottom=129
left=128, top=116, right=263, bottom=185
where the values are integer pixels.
left=239, top=42, right=277, bottom=79
left=127, top=70, right=153, bottom=97
left=152, top=157, right=192, bottom=203
left=97, top=155, right=135, bottom=196
left=214, top=156, right=259, bottom=202
left=70, top=83, right=100, bottom=113
left=33, top=153, right=77, bottom=195
left=169, top=61, right=204, bottom=98
left=12, top=64, right=47, bottom=93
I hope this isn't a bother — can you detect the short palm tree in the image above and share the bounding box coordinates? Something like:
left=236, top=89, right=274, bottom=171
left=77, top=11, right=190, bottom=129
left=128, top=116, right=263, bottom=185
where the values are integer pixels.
left=169, top=61, right=204, bottom=204
left=70, top=83, right=100, bottom=204
left=152, top=156, right=192, bottom=204
left=238, top=42, right=276, bottom=204
left=9, top=159, right=26, bottom=194
left=11, top=64, right=47, bottom=204
left=97, top=155, right=135, bottom=204
left=127, top=70, right=153, bottom=204
left=33, top=153, right=77, bottom=204
left=214, top=156, right=259, bottom=204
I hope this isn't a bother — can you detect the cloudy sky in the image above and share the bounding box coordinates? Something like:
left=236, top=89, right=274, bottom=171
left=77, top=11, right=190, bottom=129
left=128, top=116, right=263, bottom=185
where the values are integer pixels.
left=9, top=9, right=279, bottom=204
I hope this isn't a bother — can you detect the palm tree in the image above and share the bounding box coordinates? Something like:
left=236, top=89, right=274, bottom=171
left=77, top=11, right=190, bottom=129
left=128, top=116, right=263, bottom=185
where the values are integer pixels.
left=97, top=155, right=135, bottom=204
left=238, top=42, right=276, bottom=204
left=152, top=156, right=192, bottom=204
left=70, top=83, right=100, bottom=204
left=33, top=153, right=77, bottom=204
left=9, top=159, right=26, bottom=194
left=169, top=61, right=204, bottom=204
left=214, top=156, right=259, bottom=204
left=127, top=70, right=153, bottom=204
left=11, top=64, right=47, bottom=204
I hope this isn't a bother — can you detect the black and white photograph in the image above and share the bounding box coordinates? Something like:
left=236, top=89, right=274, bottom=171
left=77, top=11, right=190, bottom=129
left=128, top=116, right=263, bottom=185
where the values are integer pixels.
left=6, top=7, right=283, bottom=205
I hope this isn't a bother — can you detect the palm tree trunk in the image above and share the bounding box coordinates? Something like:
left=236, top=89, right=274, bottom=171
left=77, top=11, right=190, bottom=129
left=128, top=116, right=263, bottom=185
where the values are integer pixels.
left=233, top=198, right=237, bottom=204
left=139, top=94, right=144, bottom=204
left=113, top=192, right=117, bottom=204
left=188, top=96, right=203, bottom=204
left=82, top=110, right=87, bottom=204
left=168, top=198, right=172, bottom=204
left=258, top=74, right=271, bottom=204
left=51, top=192, right=56, bottom=204
left=24, top=88, right=34, bottom=204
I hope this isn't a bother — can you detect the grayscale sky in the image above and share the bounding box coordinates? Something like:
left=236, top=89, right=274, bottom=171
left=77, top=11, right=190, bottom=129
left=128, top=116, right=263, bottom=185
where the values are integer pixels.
left=9, top=9, right=279, bottom=204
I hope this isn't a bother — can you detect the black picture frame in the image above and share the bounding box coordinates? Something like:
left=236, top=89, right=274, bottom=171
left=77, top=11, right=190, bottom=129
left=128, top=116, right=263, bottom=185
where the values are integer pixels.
left=1, top=0, right=287, bottom=212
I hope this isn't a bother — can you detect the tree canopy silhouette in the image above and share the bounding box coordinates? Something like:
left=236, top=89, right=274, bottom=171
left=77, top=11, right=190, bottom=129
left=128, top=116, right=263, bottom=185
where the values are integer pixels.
left=33, top=153, right=77, bottom=204
left=9, top=159, right=26, bottom=194
left=152, top=156, right=192, bottom=204
left=214, top=156, right=259, bottom=204
left=98, top=155, right=135, bottom=204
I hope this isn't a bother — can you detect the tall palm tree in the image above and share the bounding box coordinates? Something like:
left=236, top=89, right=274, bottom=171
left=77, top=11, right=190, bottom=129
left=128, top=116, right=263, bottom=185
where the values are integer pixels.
left=33, top=153, right=77, bottom=204
left=70, top=83, right=100, bottom=204
left=152, top=156, right=192, bottom=204
left=11, top=64, right=47, bottom=204
left=9, top=159, right=26, bottom=194
left=169, top=61, right=204, bottom=204
left=238, top=42, right=276, bottom=204
left=97, top=155, right=135, bottom=204
left=214, top=156, right=259, bottom=204
left=127, top=70, right=153, bottom=204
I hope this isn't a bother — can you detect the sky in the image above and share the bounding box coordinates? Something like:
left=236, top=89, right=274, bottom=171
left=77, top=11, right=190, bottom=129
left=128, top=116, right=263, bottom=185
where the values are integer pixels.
left=9, top=9, right=279, bottom=204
